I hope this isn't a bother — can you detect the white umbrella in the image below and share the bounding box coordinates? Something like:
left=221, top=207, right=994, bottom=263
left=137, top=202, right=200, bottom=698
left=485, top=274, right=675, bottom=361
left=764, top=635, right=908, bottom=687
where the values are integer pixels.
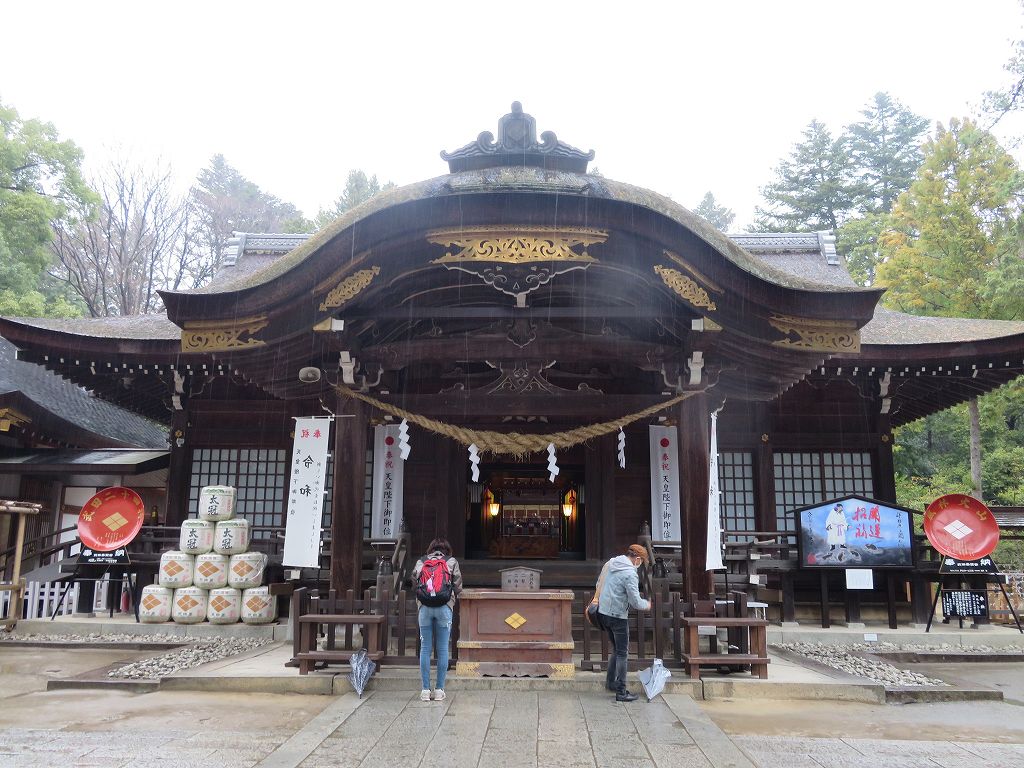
left=638, top=658, right=671, bottom=702
left=348, top=648, right=376, bottom=697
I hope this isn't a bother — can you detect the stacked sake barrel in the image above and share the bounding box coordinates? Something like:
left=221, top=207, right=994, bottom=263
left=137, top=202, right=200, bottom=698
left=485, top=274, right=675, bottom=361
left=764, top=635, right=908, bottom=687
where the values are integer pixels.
left=140, top=485, right=278, bottom=626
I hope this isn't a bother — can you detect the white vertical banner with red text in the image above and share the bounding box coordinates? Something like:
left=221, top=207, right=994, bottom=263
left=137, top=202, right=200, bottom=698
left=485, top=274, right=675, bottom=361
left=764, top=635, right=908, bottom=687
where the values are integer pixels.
left=649, top=426, right=682, bottom=543
left=283, top=417, right=331, bottom=568
left=370, top=424, right=404, bottom=540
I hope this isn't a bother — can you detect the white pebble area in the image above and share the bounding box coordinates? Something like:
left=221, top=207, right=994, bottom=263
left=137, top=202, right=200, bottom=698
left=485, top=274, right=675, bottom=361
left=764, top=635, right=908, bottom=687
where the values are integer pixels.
left=0, top=631, right=271, bottom=679
left=779, top=641, right=1024, bottom=687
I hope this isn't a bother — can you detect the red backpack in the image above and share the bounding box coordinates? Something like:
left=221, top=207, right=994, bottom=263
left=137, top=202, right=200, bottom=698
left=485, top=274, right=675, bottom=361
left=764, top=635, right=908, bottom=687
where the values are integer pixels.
left=416, top=557, right=453, bottom=607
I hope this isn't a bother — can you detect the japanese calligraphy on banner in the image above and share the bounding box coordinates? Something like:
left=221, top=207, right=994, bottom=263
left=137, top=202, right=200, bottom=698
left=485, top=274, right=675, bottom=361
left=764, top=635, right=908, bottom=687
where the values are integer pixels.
left=371, top=424, right=405, bottom=540
left=283, top=417, right=331, bottom=568
left=648, top=426, right=681, bottom=543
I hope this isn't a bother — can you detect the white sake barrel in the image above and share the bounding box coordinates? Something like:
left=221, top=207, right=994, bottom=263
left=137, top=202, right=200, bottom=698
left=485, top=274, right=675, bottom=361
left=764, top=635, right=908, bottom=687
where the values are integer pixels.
left=179, top=519, right=214, bottom=554
left=213, top=518, right=250, bottom=555
left=241, top=586, right=278, bottom=624
left=139, top=585, right=172, bottom=623
left=158, top=551, right=194, bottom=588
left=171, top=586, right=208, bottom=624
left=228, top=551, right=266, bottom=589
left=193, top=552, right=229, bottom=589
left=206, top=587, right=241, bottom=624
left=198, top=485, right=236, bottom=522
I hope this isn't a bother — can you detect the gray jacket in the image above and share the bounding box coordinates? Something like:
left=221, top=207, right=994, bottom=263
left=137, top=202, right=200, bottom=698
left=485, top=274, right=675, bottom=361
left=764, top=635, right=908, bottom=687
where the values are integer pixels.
left=597, top=555, right=650, bottom=619
left=412, top=551, right=463, bottom=609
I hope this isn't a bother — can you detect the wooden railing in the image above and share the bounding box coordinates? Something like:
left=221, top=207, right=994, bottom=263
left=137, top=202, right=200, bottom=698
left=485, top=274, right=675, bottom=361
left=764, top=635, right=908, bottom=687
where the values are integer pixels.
left=290, top=586, right=459, bottom=668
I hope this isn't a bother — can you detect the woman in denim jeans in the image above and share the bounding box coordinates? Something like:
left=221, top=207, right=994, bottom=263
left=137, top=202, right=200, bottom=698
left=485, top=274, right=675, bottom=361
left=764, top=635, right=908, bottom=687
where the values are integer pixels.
left=413, top=537, right=463, bottom=702
left=597, top=543, right=650, bottom=702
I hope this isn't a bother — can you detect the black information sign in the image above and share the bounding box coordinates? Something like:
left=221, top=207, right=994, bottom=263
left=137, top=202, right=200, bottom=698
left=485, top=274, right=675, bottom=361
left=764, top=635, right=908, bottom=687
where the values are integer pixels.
left=939, top=556, right=999, bottom=575
left=941, top=589, right=989, bottom=618
left=79, top=547, right=130, bottom=566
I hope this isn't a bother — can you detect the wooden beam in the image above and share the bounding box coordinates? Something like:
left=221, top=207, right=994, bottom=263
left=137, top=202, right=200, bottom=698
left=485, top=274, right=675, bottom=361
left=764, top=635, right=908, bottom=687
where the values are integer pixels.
left=371, top=392, right=676, bottom=418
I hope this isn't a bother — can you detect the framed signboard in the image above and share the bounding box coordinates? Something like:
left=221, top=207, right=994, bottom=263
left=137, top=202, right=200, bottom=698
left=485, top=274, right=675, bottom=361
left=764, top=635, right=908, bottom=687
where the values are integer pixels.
left=796, top=495, right=914, bottom=568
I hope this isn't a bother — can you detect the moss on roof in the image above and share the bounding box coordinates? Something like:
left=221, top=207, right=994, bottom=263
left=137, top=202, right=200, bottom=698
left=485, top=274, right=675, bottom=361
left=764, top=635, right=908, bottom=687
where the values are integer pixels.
left=861, top=306, right=1024, bottom=346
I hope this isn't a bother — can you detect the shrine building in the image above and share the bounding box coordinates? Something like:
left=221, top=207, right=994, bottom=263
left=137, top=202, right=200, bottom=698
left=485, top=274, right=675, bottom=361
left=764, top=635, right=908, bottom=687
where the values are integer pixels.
left=4, top=104, right=1024, bottom=611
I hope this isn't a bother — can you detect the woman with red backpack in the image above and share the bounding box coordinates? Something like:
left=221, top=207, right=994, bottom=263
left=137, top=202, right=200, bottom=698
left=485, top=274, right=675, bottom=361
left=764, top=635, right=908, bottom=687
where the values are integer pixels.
left=413, top=537, right=463, bottom=702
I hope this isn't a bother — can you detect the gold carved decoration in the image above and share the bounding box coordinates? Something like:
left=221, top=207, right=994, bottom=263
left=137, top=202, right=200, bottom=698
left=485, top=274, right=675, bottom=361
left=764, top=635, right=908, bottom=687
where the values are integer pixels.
left=455, top=661, right=480, bottom=676
left=654, top=265, right=717, bottom=311
left=181, top=317, right=268, bottom=352
left=769, top=314, right=861, bottom=353
left=428, top=226, right=606, bottom=264
left=318, top=266, right=380, bottom=311
left=703, top=317, right=722, bottom=332
left=663, top=250, right=723, bottom=294
left=0, top=407, right=30, bottom=432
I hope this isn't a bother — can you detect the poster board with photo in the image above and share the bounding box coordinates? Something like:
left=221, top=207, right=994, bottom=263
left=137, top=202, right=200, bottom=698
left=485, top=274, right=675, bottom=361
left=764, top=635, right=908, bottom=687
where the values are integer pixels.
left=796, top=495, right=914, bottom=568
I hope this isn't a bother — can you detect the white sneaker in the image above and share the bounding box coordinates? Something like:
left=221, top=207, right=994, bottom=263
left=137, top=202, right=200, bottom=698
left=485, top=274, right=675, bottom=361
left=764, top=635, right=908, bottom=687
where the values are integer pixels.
left=420, top=689, right=431, bottom=701
left=433, top=689, right=446, bottom=701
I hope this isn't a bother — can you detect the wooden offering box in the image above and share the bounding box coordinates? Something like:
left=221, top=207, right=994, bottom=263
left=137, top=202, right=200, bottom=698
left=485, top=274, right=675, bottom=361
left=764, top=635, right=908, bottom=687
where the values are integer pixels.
left=455, top=589, right=575, bottom=678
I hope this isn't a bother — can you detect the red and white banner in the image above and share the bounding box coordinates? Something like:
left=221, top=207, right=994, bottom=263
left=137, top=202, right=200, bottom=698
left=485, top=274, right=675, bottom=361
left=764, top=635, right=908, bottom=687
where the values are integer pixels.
left=649, top=426, right=682, bottom=543
left=283, top=417, right=331, bottom=568
left=371, top=425, right=405, bottom=540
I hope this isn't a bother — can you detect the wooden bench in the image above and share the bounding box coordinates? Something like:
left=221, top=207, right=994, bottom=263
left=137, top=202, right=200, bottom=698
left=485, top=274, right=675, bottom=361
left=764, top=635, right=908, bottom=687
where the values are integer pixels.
left=680, top=616, right=769, bottom=680
left=296, top=613, right=386, bottom=675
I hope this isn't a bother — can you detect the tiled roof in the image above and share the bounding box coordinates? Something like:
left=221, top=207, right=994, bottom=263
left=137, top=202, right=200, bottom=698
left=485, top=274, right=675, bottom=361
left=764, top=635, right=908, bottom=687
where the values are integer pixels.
left=0, top=337, right=167, bottom=448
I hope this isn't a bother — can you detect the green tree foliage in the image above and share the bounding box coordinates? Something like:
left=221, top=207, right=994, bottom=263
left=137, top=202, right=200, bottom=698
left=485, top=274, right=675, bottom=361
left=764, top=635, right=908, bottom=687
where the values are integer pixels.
left=876, top=118, right=1024, bottom=318
left=314, top=170, right=395, bottom=229
left=754, top=120, right=858, bottom=232
left=693, top=191, right=735, bottom=232
left=191, top=154, right=309, bottom=270
left=846, top=92, right=930, bottom=215
left=0, top=100, right=93, bottom=316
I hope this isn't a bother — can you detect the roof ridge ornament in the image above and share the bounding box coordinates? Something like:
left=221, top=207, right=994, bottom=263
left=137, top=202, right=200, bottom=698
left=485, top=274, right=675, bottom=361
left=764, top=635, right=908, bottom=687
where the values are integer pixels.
left=441, top=102, right=595, bottom=173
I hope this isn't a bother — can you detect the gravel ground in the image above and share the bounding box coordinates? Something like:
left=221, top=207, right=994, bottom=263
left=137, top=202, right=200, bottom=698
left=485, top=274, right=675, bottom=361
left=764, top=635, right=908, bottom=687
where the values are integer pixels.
left=777, top=641, right=1024, bottom=686
left=0, top=631, right=272, bottom=679
left=107, top=636, right=272, bottom=679
left=0, top=631, right=186, bottom=643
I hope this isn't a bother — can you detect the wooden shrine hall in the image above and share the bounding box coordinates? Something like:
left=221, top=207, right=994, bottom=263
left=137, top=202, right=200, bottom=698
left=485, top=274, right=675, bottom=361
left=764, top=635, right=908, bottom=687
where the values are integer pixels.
left=4, top=104, right=1024, bottom=616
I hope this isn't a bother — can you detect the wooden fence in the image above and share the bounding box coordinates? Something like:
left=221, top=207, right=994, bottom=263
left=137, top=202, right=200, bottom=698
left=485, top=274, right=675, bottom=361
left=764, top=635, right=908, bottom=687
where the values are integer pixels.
left=291, top=587, right=459, bottom=667
left=290, top=583, right=762, bottom=672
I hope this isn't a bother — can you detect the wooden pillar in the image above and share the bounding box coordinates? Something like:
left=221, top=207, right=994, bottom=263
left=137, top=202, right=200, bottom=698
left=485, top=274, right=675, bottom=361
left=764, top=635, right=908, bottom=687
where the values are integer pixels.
left=677, top=392, right=713, bottom=597
left=584, top=441, right=602, bottom=560
left=753, top=404, right=776, bottom=531
left=445, top=438, right=467, bottom=558
left=331, top=396, right=368, bottom=594
left=165, top=409, right=193, bottom=527
left=875, top=415, right=897, bottom=503
left=600, top=434, right=617, bottom=558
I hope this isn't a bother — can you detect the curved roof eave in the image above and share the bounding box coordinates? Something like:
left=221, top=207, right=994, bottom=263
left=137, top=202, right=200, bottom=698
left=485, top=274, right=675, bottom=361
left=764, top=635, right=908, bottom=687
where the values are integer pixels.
left=158, top=166, right=881, bottom=320
left=857, top=306, right=1024, bottom=352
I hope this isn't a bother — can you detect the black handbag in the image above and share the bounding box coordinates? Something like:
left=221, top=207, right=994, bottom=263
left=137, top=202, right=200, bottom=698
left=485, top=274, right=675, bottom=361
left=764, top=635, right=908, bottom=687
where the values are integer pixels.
left=586, top=602, right=603, bottom=629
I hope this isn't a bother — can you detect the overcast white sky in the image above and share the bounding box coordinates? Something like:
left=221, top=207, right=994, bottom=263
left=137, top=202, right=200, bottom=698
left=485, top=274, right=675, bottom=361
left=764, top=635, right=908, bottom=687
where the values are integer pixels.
left=3, top=1, right=1023, bottom=229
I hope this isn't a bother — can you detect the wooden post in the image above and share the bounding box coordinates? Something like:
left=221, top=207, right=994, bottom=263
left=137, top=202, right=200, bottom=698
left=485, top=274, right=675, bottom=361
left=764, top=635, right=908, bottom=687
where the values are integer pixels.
left=677, top=392, right=712, bottom=597
left=753, top=404, right=776, bottom=531
left=445, top=438, right=467, bottom=558
left=583, top=440, right=603, bottom=560
left=165, top=409, right=193, bottom=527
left=331, top=397, right=368, bottom=594
left=593, top=433, right=616, bottom=558
left=875, top=415, right=897, bottom=504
